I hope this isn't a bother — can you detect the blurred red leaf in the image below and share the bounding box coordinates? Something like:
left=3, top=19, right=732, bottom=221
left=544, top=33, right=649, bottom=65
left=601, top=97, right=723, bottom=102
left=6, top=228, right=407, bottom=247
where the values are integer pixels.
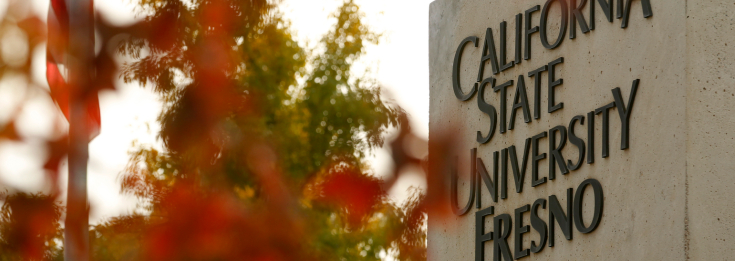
left=319, top=168, right=385, bottom=226
left=139, top=182, right=308, bottom=261
left=0, top=193, right=62, bottom=260
left=0, top=121, right=20, bottom=141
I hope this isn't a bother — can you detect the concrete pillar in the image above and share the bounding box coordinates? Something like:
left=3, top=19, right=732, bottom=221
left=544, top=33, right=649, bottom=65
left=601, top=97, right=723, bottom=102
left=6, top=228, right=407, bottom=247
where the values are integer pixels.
left=428, top=0, right=734, bottom=259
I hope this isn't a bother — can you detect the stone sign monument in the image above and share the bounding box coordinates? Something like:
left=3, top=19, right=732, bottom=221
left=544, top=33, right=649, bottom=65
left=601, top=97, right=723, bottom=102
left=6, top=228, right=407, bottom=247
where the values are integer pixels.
left=428, top=0, right=735, bottom=260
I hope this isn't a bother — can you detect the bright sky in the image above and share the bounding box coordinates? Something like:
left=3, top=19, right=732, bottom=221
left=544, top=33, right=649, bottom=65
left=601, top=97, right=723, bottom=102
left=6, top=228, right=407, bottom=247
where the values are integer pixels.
left=0, top=0, right=432, bottom=224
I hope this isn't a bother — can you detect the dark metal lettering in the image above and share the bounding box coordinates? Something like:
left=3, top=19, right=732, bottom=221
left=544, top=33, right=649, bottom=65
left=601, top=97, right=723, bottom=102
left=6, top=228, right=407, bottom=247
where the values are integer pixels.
left=528, top=65, right=548, bottom=120
left=612, top=79, right=639, bottom=150
left=524, top=6, right=541, bottom=60
left=540, top=0, right=568, bottom=49
left=548, top=125, right=569, bottom=180
left=590, top=0, right=614, bottom=30
left=477, top=152, right=500, bottom=206
left=573, top=179, right=604, bottom=233
left=500, top=21, right=515, bottom=72
left=508, top=139, right=531, bottom=193
left=451, top=150, right=476, bottom=216
left=621, top=0, right=653, bottom=28
left=453, top=36, right=479, bottom=101
left=531, top=131, right=548, bottom=187
left=587, top=111, right=595, bottom=164
left=548, top=57, right=564, bottom=113
left=478, top=28, right=501, bottom=81
left=594, top=102, right=615, bottom=158
left=515, top=13, right=523, bottom=65
left=570, top=0, right=591, bottom=39
left=510, top=75, right=532, bottom=130
left=501, top=148, right=509, bottom=200
left=530, top=199, right=547, bottom=253
left=494, top=80, right=514, bottom=134
left=548, top=188, right=573, bottom=247
left=514, top=205, right=531, bottom=259
left=478, top=77, right=499, bottom=144
left=567, top=115, right=586, bottom=170
left=475, top=206, right=495, bottom=261
left=494, top=214, right=514, bottom=261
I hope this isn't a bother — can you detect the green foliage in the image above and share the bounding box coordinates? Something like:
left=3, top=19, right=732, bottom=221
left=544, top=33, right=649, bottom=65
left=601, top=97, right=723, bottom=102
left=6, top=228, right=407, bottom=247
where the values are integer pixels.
left=293, top=2, right=397, bottom=179
left=99, top=0, right=421, bottom=260
left=89, top=215, right=149, bottom=260
left=117, top=0, right=399, bottom=194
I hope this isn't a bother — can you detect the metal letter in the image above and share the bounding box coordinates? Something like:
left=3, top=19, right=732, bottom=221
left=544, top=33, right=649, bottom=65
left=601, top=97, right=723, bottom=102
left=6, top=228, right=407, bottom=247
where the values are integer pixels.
left=574, top=179, right=604, bottom=233
left=476, top=206, right=495, bottom=261
left=478, top=77, right=499, bottom=144
left=515, top=205, right=531, bottom=259
left=548, top=125, right=570, bottom=180
left=515, top=13, right=523, bottom=65
left=590, top=0, right=614, bottom=30
left=531, top=131, right=548, bottom=187
left=451, top=150, right=477, bottom=216
left=477, top=152, right=500, bottom=206
left=494, top=80, right=514, bottom=134
left=540, top=0, right=568, bottom=49
left=478, top=28, right=501, bottom=81
left=567, top=115, right=586, bottom=170
left=500, top=21, right=515, bottom=72
left=612, top=79, right=639, bottom=150
left=621, top=0, right=652, bottom=28
left=548, top=57, right=564, bottom=113
left=501, top=148, right=509, bottom=200
left=494, top=214, right=514, bottom=261
left=509, top=75, right=532, bottom=130
left=528, top=65, right=548, bottom=120
left=524, top=5, right=541, bottom=60
left=548, top=188, right=573, bottom=247
left=508, top=139, right=531, bottom=193
left=594, top=102, right=615, bottom=158
left=530, top=199, right=548, bottom=253
left=453, top=36, right=479, bottom=101
left=587, top=111, right=595, bottom=164
left=570, top=0, right=591, bottom=39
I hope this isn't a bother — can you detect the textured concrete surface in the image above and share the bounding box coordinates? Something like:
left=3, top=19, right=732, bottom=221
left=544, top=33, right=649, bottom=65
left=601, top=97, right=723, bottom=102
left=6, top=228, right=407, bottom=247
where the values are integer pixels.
left=427, top=0, right=733, bottom=259
left=686, top=0, right=735, bottom=259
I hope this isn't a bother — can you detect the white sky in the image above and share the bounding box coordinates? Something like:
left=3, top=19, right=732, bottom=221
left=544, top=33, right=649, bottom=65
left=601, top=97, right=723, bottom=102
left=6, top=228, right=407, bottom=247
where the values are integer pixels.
left=0, top=0, right=432, bottom=224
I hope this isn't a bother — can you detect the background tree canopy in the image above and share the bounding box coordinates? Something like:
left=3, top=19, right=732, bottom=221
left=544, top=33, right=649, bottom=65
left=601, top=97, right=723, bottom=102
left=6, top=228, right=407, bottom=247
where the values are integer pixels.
left=0, top=0, right=429, bottom=259
left=93, top=0, right=425, bottom=260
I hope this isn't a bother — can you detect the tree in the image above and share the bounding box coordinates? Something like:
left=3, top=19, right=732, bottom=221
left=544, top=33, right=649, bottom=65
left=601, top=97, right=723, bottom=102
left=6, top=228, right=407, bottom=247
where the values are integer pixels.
left=88, top=0, right=424, bottom=260
left=0, top=2, right=66, bottom=260
left=0, top=193, right=63, bottom=261
left=0, top=0, right=430, bottom=259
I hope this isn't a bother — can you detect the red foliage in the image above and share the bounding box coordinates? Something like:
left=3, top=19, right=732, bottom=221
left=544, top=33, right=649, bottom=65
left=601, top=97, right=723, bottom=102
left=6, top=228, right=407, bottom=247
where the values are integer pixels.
left=0, top=0, right=468, bottom=259
left=420, top=128, right=463, bottom=224
left=0, top=193, right=61, bottom=260
left=318, top=168, right=385, bottom=226
left=139, top=183, right=308, bottom=261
